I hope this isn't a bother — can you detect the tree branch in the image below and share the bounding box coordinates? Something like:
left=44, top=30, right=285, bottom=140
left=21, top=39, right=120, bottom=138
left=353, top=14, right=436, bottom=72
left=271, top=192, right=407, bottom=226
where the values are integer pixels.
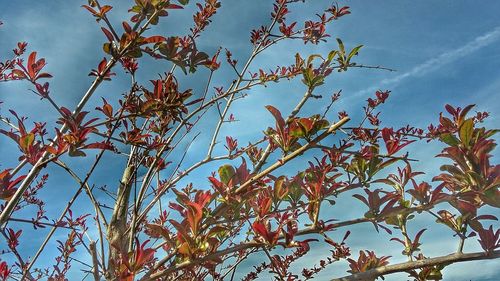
left=332, top=250, right=500, bottom=281
left=89, top=241, right=101, bottom=281
left=0, top=9, right=161, bottom=228
left=254, top=87, right=315, bottom=172
left=206, top=116, right=350, bottom=224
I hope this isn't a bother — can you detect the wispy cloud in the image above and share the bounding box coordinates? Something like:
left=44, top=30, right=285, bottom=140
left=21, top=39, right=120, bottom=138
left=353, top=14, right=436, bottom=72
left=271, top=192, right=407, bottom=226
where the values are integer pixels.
left=351, top=26, right=500, bottom=98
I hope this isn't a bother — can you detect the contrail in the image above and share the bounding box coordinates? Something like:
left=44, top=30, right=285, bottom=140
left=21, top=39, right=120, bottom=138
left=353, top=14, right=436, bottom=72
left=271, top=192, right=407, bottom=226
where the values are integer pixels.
left=351, top=26, right=500, bottom=98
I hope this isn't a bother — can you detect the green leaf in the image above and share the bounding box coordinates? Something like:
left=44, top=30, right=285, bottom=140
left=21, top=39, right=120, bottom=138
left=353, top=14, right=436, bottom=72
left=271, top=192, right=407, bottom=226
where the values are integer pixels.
left=459, top=118, right=474, bottom=146
left=347, top=45, right=363, bottom=61
left=289, top=124, right=305, bottom=138
left=311, top=75, right=324, bottom=87
left=336, top=38, right=345, bottom=55
left=313, top=119, right=329, bottom=131
left=439, top=133, right=459, bottom=146
left=149, top=14, right=160, bottom=25
left=130, top=5, right=142, bottom=13
left=178, top=0, right=189, bottom=5
left=484, top=129, right=499, bottom=139
left=103, top=43, right=112, bottom=54
left=68, top=148, right=86, bottom=157
left=191, top=52, right=209, bottom=65
left=126, top=48, right=143, bottom=58
left=306, top=54, right=322, bottom=66
left=301, top=67, right=313, bottom=87
left=19, top=133, right=34, bottom=152
left=327, top=50, right=338, bottom=62
left=482, top=188, right=500, bottom=208
left=440, top=164, right=463, bottom=175
left=273, top=176, right=287, bottom=200
left=218, top=165, right=235, bottom=185
left=427, top=268, right=443, bottom=280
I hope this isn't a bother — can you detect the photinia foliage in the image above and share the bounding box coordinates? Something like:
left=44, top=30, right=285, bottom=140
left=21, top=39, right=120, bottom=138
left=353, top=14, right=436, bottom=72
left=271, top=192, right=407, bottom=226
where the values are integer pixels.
left=0, top=1, right=498, bottom=280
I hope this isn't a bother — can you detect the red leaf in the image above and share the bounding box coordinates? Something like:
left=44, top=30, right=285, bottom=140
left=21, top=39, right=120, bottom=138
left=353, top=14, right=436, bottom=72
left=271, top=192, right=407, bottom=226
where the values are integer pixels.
left=252, top=221, right=269, bottom=239
left=27, top=52, right=37, bottom=79
left=36, top=73, right=52, bottom=79
left=133, top=238, right=155, bottom=270
left=83, top=141, right=114, bottom=151
left=252, top=220, right=279, bottom=245
left=167, top=4, right=184, bottom=9
left=101, top=27, right=114, bottom=41
left=413, top=228, right=426, bottom=246
left=475, top=215, right=498, bottom=221
left=208, top=176, right=224, bottom=194
left=265, top=105, right=285, bottom=130
left=185, top=202, right=203, bottom=234
left=122, top=21, right=132, bottom=33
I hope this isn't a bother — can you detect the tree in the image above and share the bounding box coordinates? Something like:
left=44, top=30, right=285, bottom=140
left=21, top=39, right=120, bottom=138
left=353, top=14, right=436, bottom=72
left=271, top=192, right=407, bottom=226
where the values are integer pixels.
left=0, top=0, right=498, bottom=280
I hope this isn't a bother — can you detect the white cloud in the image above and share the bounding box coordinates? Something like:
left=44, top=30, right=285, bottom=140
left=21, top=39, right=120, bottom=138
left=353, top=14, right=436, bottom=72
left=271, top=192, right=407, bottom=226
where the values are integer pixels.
left=351, top=26, right=500, bottom=99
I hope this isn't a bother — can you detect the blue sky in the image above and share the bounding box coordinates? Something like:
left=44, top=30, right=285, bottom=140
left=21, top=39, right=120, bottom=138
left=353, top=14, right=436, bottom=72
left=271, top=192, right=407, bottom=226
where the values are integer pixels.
left=1, top=1, right=499, bottom=280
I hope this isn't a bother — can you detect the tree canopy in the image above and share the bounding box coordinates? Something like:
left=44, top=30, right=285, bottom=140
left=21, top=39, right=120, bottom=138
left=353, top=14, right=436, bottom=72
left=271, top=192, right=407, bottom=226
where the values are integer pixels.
left=0, top=1, right=498, bottom=280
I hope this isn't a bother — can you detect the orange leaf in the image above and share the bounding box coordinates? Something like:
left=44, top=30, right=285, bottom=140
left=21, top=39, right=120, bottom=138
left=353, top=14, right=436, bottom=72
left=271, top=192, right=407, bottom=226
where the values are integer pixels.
left=100, top=5, right=113, bottom=15
left=81, top=5, right=97, bottom=15
left=143, top=36, right=167, bottom=44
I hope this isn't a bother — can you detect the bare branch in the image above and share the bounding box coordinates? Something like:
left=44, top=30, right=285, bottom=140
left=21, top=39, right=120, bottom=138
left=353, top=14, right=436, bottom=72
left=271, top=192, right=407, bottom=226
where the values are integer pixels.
left=332, top=250, right=500, bottom=281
